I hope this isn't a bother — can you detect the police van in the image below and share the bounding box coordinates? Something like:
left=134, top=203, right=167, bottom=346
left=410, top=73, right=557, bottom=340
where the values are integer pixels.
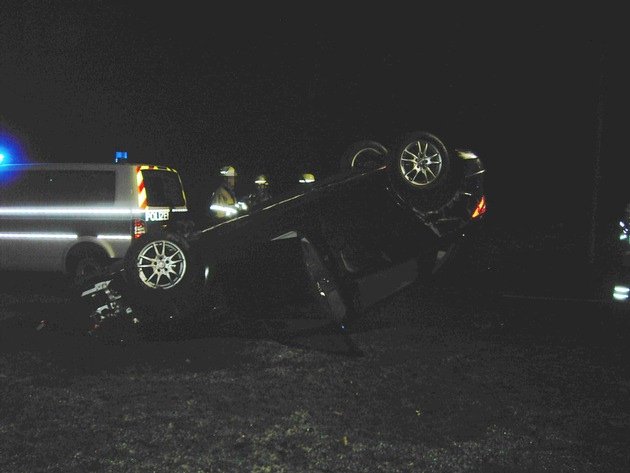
left=0, top=162, right=191, bottom=283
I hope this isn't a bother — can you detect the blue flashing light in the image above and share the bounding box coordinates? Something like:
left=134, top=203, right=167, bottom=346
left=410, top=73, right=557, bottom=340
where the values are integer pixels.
left=0, top=130, right=29, bottom=166
left=115, top=151, right=128, bottom=163
left=0, top=146, right=11, bottom=166
left=0, top=131, right=30, bottom=186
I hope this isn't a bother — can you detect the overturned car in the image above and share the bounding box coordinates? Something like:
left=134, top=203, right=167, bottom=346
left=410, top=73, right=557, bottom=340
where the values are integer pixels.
left=79, top=131, right=487, bottom=340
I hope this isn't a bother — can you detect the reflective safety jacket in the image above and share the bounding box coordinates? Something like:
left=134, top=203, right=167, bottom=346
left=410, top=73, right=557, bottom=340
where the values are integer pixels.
left=209, top=184, right=238, bottom=219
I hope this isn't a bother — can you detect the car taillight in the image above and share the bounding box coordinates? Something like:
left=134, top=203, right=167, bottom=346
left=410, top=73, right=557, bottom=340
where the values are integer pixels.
left=471, top=195, right=486, bottom=219
left=133, top=218, right=146, bottom=239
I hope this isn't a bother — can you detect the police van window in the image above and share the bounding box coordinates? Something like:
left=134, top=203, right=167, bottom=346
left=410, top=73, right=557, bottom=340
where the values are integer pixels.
left=0, top=170, right=115, bottom=205
left=55, top=171, right=115, bottom=204
left=142, top=170, right=185, bottom=207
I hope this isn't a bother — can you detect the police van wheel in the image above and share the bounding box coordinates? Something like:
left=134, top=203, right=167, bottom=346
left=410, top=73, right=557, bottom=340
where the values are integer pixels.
left=68, top=248, right=108, bottom=287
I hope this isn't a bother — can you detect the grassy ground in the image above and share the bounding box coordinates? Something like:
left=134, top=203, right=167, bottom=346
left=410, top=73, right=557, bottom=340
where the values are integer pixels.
left=1, top=267, right=629, bottom=472
left=1, top=220, right=629, bottom=472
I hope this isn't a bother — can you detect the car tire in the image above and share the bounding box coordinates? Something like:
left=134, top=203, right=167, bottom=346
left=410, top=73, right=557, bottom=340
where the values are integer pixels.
left=300, top=235, right=349, bottom=324
left=121, top=232, right=205, bottom=331
left=340, top=140, right=388, bottom=171
left=124, top=233, right=192, bottom=292
left=388, top=131, right=459, bottom=211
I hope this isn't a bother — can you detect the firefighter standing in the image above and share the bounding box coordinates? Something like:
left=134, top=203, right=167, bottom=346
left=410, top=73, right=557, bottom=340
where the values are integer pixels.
left=253, top=174, right=272, bottom=204
left=209, top=165, right=239, bottom=220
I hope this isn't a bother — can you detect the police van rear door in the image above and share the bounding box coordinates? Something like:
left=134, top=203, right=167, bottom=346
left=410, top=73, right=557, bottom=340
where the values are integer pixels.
left=138, top=166, right=190, bottom=234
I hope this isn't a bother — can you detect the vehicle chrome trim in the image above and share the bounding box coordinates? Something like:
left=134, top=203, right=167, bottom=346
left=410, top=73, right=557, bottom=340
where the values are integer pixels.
left=0, top=232, right=78, bottom=239
left=271, top=231, right=298, bottom=241
left=0, top=207, right=145, bottom=216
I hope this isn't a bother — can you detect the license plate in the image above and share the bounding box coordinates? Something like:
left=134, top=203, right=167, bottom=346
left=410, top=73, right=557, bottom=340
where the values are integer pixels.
left=145, top=209, right=170, bottom=221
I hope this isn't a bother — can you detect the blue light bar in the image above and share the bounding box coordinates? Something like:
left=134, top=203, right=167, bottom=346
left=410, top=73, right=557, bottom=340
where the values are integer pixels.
left=115, top=151, right=128, bottom=163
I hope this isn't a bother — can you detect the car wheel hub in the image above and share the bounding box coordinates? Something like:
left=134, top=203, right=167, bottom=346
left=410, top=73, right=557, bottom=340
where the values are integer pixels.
left=400, top=140, right=442, bottom=187
left=136, top=240, right=187, bottom=289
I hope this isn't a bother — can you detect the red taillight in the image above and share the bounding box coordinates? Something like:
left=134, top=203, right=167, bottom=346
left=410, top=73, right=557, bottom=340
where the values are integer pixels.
left=133, top=218, right=146, bottom=239
left=471, top=195, right=486, bottom=219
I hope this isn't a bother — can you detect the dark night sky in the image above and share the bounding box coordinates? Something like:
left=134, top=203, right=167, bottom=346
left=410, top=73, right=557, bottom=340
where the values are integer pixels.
left=0, top=2, right=624, bottom=236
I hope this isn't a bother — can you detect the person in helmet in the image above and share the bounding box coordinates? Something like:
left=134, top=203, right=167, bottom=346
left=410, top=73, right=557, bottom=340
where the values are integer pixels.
left=298, top=172, right=315, bottom=191
left=253, top=174, right=272, bottom=204
left=209, top=165, right=239, bottom=220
